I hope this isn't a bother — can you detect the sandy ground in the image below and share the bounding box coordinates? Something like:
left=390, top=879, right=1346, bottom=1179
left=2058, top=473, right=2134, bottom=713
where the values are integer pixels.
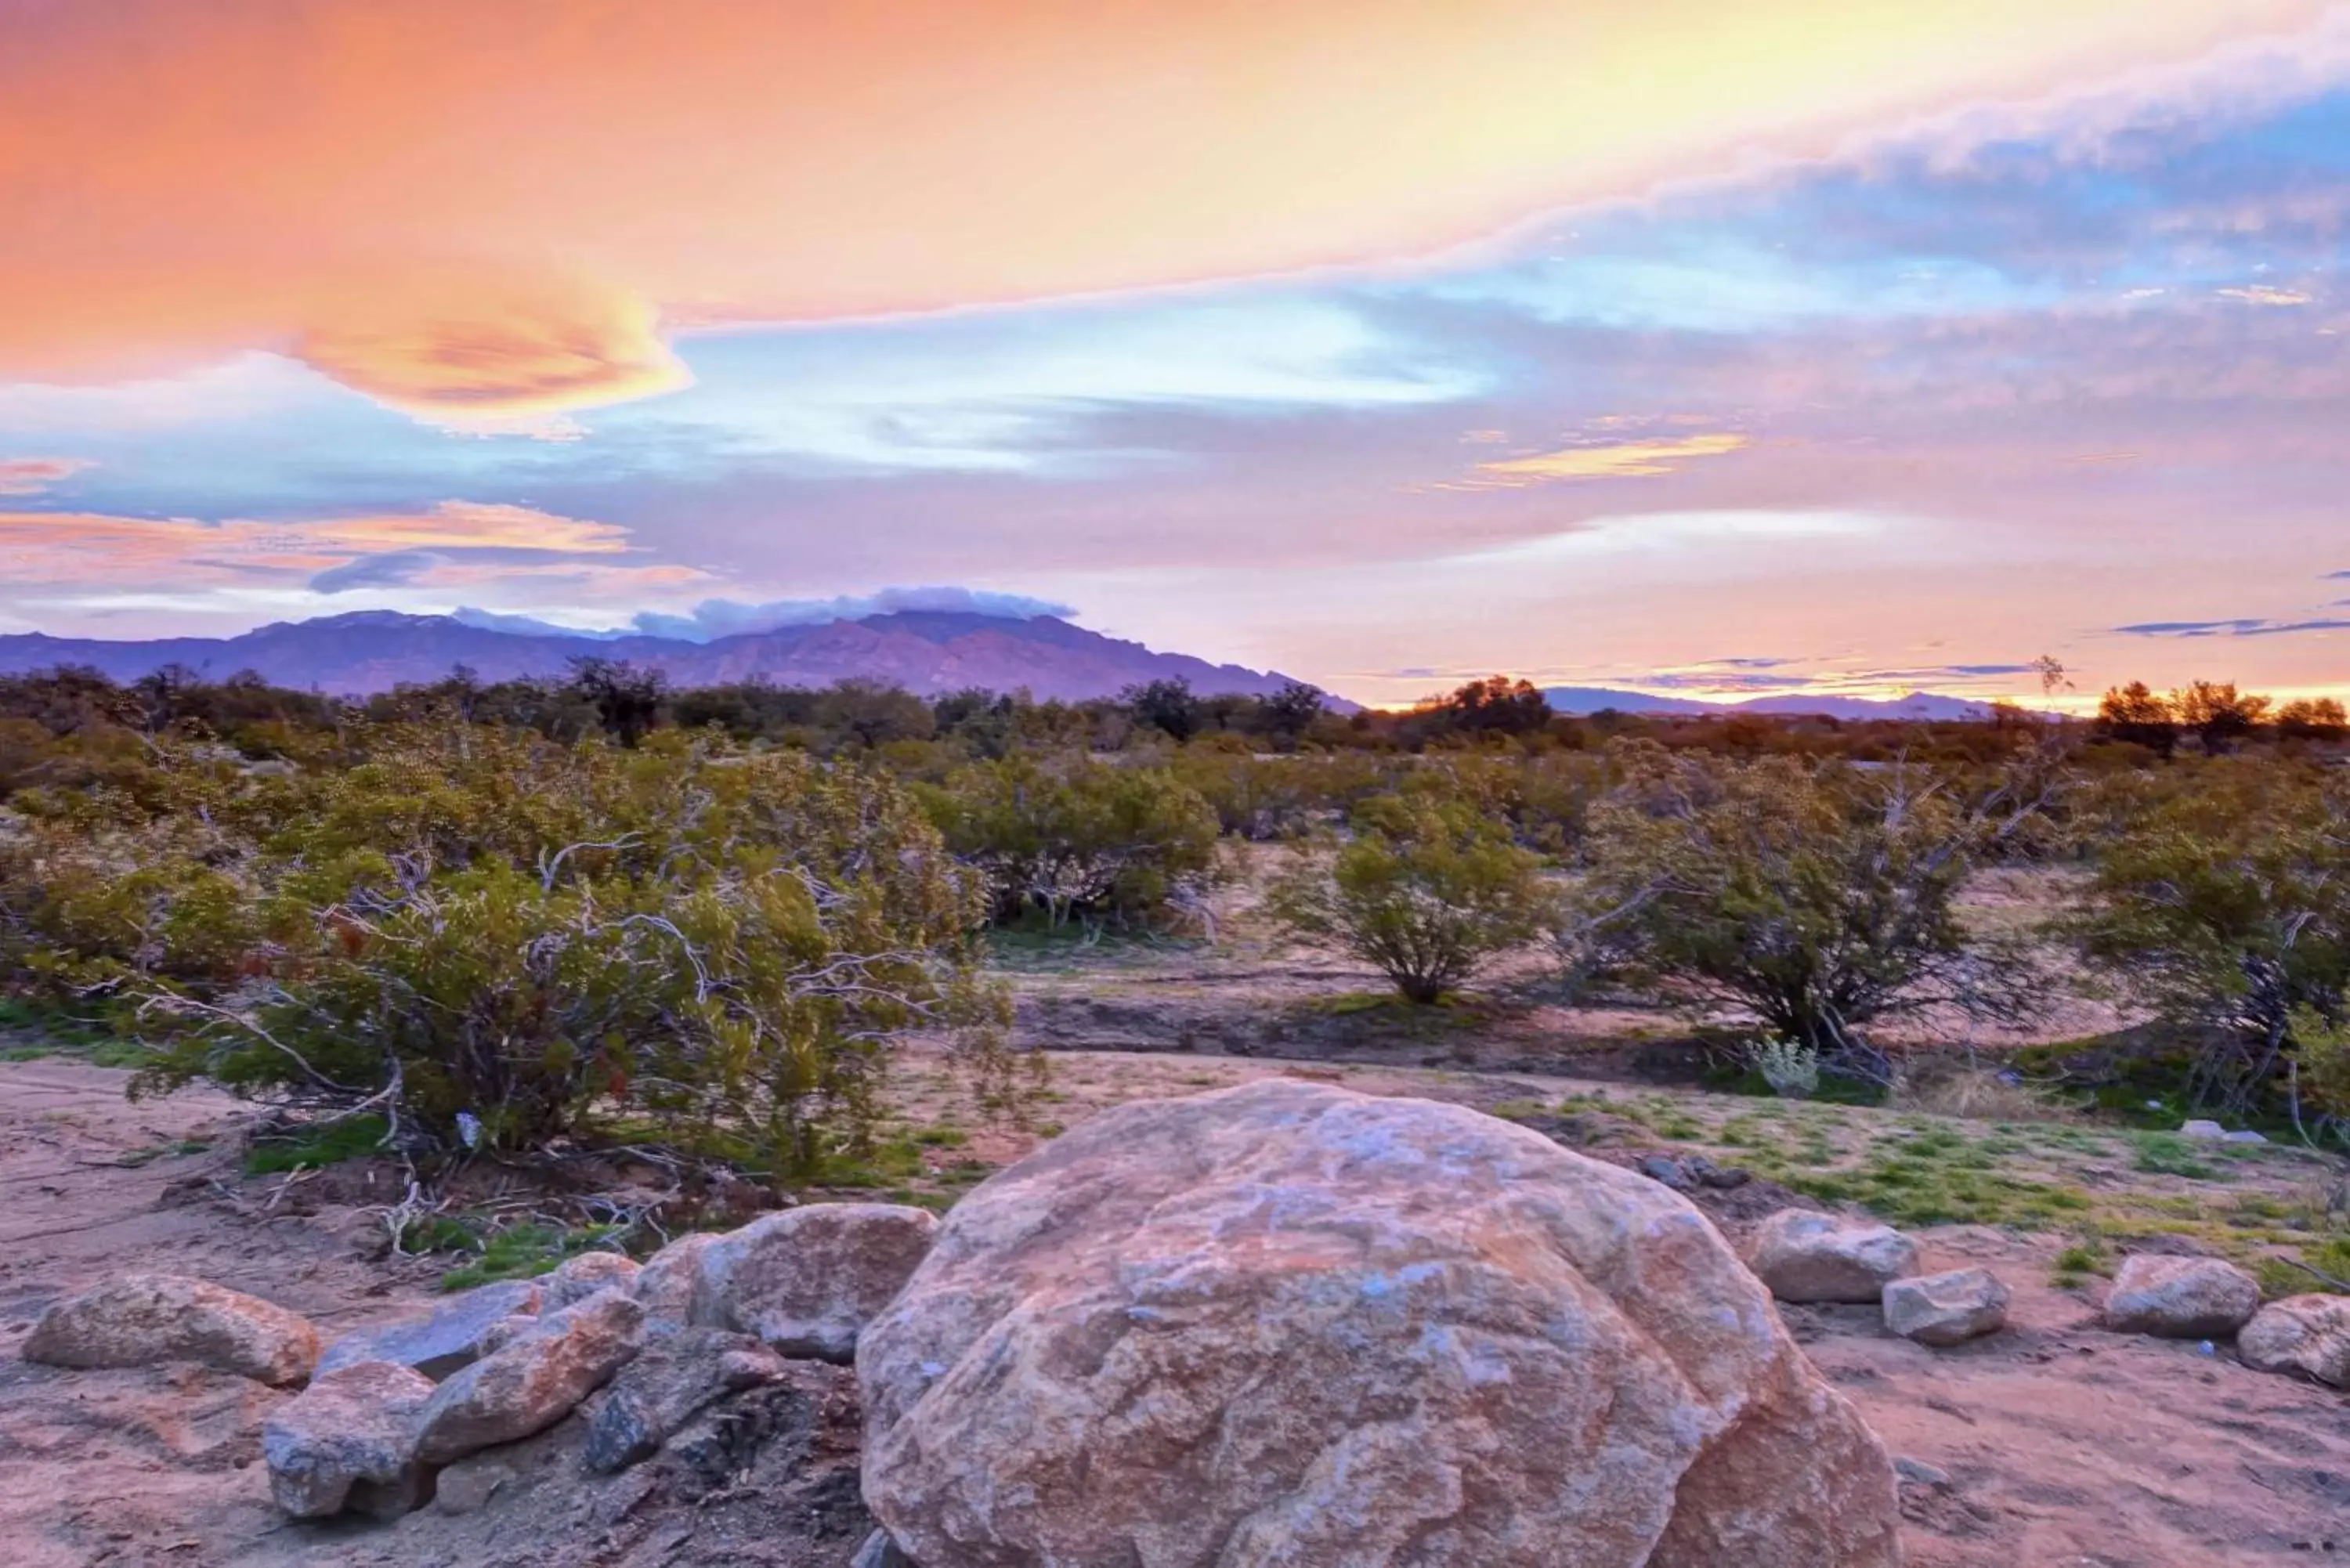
left=0, top=1049, right=2345, bottom=1567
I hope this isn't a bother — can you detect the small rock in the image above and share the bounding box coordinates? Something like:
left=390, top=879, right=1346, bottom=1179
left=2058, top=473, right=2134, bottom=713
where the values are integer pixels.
left=413, top=1288, right=644, bottom=1465
left=23, top=1274, right=319, bottom=1386
left=2102, top=1254, right=2260, bottom=1339
left=696, top=1204, right=938, bottom=1362
left=851, top=1528, right=920, bottom=1568
left=1882, top=1267, right=2009, bottom=1347
left=538, top=1252, right=641, bottom=1314
left=2178, top=1119, right=2230, bottom=1140
left=263, top=1360, right=435, bottom=1519
left=1893, top=1457, right=1950, bottom=1489
left=316, top=1279, right=542, bottom=1381
left=2237, top=1294, right=2350, bottom=1388
left=1745, top=1210, right=1921, bottom=1304
left=2222, top=1129, right=2269, bottom=1145
left=1637, top=1155, right=1694, bottom=1191
left=432, top=1453, right=517, bottom=1516
left=581, top=1327, right=789, bottom=1473
left=634, top=1233, right=723, bottom=1331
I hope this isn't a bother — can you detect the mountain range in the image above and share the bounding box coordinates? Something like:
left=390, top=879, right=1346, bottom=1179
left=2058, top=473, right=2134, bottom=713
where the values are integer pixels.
left=0, top=611, right=1321, bottom=703
left=1539, top=686, right=2008, bottom=721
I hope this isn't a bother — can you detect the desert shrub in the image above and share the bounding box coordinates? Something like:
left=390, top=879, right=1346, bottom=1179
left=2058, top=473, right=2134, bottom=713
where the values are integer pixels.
left=924, top=754, right=1221, bottom=930
left=1571, top=746, right=2050, bottom=1084
left=3, top=722, right=1006, bottom=1174
left=1888, top=1060, right=2077, bottom=1122
left=1267, top=793, right=1549, bottom=1003
left=2074, top=762, right=2350, bottom=1122
left=1748, top=1034, right=1820, bottom=1099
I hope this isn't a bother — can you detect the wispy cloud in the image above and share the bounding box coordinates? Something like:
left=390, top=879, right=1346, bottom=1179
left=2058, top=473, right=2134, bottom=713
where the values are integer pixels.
left=1468, top=432, right=1752, bottom=486
left=2116, top=616, right=2350, bottom=637
left=0, top=457, right=95, bottom=496
left=2215, top=285, right=2314, bottom=306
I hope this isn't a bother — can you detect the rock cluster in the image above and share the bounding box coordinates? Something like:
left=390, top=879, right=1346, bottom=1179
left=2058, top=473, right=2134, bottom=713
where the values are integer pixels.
left=860, top=1078, right=1904, bottom=1568
left=21, top=1205, right=940, bottom=1526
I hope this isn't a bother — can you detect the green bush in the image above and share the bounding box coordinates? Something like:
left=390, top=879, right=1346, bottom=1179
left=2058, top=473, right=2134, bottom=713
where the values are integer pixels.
left=1267, top=793, right=1549, bottom=1003
left=924, top=754, right=1221, bottom=930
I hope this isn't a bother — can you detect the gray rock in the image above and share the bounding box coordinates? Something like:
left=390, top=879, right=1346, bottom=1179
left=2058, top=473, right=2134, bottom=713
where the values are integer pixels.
left=2178, top=1119, right=2230, bottom=1140
left=24, top=1274, right=320, bottom=1386
left=1882, top=1267, right=2009, bottom=1347
left=2237, top=1294, right=2350, bottom=1388
left=2102, top=1254, right=2261, bottom=1339
left=581, top=1327, right=789, bottom=1473
left=2223, top=1129, right=2269, bottom=1145
left=1745, top=1210, right=1920, bottom=1304
left=264, top=1360, right=436, bottom=1519
left=1893, top=1457, right=1950, bottom=1489
left=852, top=1528, right=920, bottom=1568
left=432, top=1453, right=517, bottom=1516
left=696, top=1204, right=938, bottom=1362
left=414, top=1288, right=644, bottom=1465
left=537, top=1252, right=641, bottom=1313
left=634, top=1233, right=722, bottom=1331
left=1637, top=1154, right=1694, bottom=1191
left=316, top=1279, right=542, bottom=1381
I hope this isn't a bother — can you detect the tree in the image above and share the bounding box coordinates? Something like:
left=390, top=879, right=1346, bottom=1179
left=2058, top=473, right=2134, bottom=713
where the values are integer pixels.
left=1572, top=747, right=2049, bottom=1084
left=566, top=657, right=668, bottom=747
left=1268, top=793, right=1549, bottom=1003
left=1261, top=681, right=1328, bottom=750
left=2095, top=681, right=2178, bottom=757
left=2171, top=681, right=2271, bottom=755
left=1419, top=676, right=1552, bottom=740
left=1123, top=678, right=1201, bottom=743
left=2276, top=696, right=2349, bottom=743
left=2076, top=764, right=2350, bottom=1118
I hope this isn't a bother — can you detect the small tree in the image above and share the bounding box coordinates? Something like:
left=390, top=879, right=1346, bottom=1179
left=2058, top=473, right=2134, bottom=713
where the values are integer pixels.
left=1268, top=793, right=1549, bottom=1003
left=1123, top=678, right=1201, bottom=743
left=567, top=657, right=668, bottom=747
left=2076, top=764, right=2350, bottom=1118
left=1572, top=747, right=2049, bottom=1083
left=2095, top=681, right=2178, bottom=757
left=2171, top=681, right=2272, bottom=756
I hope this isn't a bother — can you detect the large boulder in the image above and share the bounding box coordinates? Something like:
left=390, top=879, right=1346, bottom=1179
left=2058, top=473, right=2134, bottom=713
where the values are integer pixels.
left=413, top=1288, right=643, bottom=1464
left=2102, top=1254, right=2260, bottom=1339
left=694, top=1203, right=938, bottom=1362
left=859, top=1080, right=1901, bottom=1568
left=264, top=1360, right=436, bottom=1518
left=1882, top=1267, right=2008, bottom=1347
left=2237, top=1295, right=2350, bottom=1388
left=1744, top=1210, right=1920, bottom=1304
left=316, top=1279, right=542, bottom=1381
left=23, top=1274, right=319, bottom=1386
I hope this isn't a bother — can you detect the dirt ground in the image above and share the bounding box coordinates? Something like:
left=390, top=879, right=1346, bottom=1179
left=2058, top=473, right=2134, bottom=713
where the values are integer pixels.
left=2, top=1043, right=2346, bottom=1568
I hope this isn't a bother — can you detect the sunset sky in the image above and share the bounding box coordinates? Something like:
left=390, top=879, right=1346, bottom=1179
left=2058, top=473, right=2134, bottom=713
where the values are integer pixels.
left=4, top=0, right=2348, bottom=706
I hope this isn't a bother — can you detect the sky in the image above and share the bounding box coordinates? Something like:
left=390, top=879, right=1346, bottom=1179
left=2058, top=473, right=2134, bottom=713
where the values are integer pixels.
left=2, top=0, right=2348, bottom=708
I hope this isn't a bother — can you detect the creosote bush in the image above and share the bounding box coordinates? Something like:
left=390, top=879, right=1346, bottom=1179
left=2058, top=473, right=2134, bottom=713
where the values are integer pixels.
left=1267, top=793, right=1549, bottom=1003
left=0, top=723, right=1010, bottom=1176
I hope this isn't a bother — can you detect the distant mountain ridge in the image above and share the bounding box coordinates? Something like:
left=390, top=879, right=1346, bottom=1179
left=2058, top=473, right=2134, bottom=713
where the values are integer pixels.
left=1541, top=685, right=2013, bottom=721
left=0, top=610, right=1328, bottom=703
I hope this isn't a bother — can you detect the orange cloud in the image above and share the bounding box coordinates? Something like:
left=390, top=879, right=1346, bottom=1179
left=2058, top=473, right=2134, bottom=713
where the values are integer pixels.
left=304, top=501, right=634, bottom=555
left=0, top=458, right=96, bottom=496
left=1474, top=433, right=1754, bottom=484
left=0, top=1, right=2329, bottom=417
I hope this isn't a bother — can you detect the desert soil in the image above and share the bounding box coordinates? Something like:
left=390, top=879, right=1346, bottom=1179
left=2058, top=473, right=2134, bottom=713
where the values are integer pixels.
left=0, top=1045, right=2345, bottom=1567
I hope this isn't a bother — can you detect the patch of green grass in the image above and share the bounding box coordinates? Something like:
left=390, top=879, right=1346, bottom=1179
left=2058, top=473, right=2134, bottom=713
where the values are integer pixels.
left=437, top=1223, right=623, bottom=1292
left=2128, top=1132, right=2221, bottom=1181
left=118, top=1137, right=210, bottom=1167
left=243, top=1114, right=389, bottom=1176
left=913, top=1125, right=970, bottom=1147
left=2052, top=1239, right=2114, bottom=1278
